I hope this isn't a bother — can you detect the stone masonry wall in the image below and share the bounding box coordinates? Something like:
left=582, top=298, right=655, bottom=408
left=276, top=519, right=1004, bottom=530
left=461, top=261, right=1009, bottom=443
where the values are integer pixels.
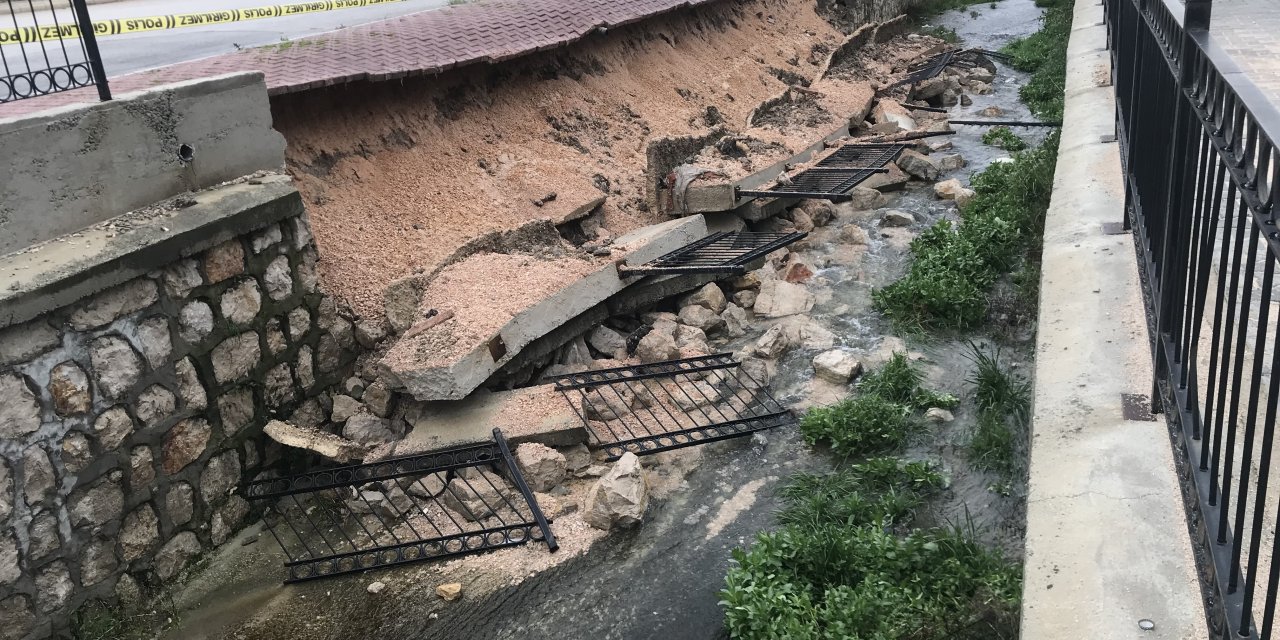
left=0, top=209, right=357, bottom=639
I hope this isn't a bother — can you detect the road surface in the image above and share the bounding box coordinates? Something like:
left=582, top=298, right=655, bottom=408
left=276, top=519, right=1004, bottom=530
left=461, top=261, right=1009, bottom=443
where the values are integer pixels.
left=7, top=0, right=451, bottom=77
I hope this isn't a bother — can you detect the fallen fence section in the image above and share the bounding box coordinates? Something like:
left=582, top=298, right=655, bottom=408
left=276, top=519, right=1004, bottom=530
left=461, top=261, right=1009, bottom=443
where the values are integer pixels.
left=949, top=119, right=1063, bottom=128
left=242, top=428, right=557, bottom=583
left=617, top=231, right=807, bottom=277
left=736, top=142, right=909, bottom=202
left=550, top=353, right=795, bottom=460
left=881, top=49, right=957, bottom=92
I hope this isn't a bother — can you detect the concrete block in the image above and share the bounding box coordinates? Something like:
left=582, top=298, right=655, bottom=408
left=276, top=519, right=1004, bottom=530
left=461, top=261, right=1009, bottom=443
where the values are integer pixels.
left=399, top=386, right=588, bottom=453
left=0, top=72, right=285, bottom=255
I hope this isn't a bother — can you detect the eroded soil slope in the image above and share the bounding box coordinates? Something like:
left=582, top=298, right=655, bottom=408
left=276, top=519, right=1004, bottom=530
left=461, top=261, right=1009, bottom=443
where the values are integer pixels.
left=272, top=0, right=915, bottom=318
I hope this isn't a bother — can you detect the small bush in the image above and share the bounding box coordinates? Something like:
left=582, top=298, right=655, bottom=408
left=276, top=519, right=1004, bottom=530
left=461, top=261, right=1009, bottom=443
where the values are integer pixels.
left=982, top=126, right=1027, bottom=151
left=799, top=394, right=916, bottom=457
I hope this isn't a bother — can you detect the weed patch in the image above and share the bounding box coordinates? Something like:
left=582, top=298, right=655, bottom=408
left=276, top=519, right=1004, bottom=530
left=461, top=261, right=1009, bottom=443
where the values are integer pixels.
left=965, top=343, right=1032, bottom=478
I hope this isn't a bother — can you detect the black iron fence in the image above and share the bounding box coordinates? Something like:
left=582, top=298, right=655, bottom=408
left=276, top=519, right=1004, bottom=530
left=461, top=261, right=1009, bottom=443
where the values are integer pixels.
left=1, top=0, right=109, bottom=103
left=1106, top=0, right=1280, bottom=636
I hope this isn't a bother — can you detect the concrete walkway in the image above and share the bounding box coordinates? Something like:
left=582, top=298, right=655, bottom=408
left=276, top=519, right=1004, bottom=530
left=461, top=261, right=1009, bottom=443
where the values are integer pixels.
left=0, top=0, right=722, bottom=118
left=1019, top=0, right=1206, bottom=637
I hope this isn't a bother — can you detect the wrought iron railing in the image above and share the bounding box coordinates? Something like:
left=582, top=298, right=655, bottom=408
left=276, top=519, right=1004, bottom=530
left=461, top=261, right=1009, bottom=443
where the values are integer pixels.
left=1106, top=0, right=1280, bottom=636
left=1, top=0, right=109, bottom=103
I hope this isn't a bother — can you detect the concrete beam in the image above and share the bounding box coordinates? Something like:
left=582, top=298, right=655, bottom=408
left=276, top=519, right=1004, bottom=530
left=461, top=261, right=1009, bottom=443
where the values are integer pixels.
left=1020, top=3, right=1206, bottom=638
left=0, top=73, right=286, bottom=255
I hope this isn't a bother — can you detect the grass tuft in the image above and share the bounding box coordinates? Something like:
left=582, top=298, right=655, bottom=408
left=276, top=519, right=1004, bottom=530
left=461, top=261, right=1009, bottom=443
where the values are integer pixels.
left=982, top=126, right=1028, bottom=151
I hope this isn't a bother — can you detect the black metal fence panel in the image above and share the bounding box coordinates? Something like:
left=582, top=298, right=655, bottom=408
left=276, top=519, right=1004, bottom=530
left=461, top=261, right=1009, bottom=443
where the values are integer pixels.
left=549, top=353, right=795, bottom=460
left=618, top=231, right=808, bottom=277
left=1108, top=0, right=1280, bottom=636
left=737, top=143, right=908, bottom=202
left=1, top=0, right=109, bottom=103
left=242, top=429, right=557, bottom=583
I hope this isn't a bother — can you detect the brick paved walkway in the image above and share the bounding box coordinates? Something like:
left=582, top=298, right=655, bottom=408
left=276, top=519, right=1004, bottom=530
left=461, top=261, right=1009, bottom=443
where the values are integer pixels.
left=1207, top=0, right=1280, bottom=108
left=0, top=0, right=718, bottom=118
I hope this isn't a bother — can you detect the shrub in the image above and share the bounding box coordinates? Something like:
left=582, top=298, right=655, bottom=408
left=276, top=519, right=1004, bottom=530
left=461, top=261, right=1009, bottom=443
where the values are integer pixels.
left=859, top=352, right=959, bottom=409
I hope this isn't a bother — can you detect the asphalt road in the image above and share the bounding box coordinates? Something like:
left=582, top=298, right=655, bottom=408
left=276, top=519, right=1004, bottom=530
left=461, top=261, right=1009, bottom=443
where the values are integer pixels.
left=8, top=0, right=450, bottom=77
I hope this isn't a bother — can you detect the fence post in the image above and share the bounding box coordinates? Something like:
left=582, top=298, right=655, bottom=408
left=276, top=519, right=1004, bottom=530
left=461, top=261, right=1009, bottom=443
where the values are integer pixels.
left=1185, top=0, right=1212, bottom=31
left=69, top=0, right=110, bottom=101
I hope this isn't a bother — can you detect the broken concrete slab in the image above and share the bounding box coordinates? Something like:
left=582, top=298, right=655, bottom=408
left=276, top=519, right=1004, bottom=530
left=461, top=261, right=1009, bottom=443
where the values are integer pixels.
left=398, top=385, right=588, bottom=453
left=264, top=420, right=368, bottom=463
left=380, top=216, right=707, bottom=402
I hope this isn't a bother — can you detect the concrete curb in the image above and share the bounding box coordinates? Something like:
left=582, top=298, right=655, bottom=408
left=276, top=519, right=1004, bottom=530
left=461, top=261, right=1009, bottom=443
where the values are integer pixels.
left=1018, top=1, right=1207, bottom=638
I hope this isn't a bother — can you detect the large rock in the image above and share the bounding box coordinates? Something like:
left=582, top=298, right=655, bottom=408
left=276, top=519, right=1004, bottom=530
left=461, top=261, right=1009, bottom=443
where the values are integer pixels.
left=937, top=154, right=966, bottom=172
left=211, top=333, right=261, bottom=384
left=896, top=149, right=940, bottom=181
left=166, top=482, right=195, bottom=526
left=175, top=357, right=208, bottom=410
left=330, top=395, right=364, bottom=423
left=754, top=324, right=795, bottom=359
left=135, top=384, right=176, bottom=427
left=812, top=350, right=863, bottom=384
left=154, top=532, right=202, bottom=581
left=753, top=280, right=815, bottom=318
left=266, top=420, right=368, bottom=463
left=840, top=225, right=870, bottom=245
left=732, top=290, right=757, bottom=309
left=583, top=453, right=649, bottom=530
left=200, top=450, right=242, bottom=507
left=845, top=186, right=885, bottom=210
left=220, top=278, right=262, bottom=325
left=69, top=279, right=158, bottom=330
left=582, top=387, right=635, bottom=421
left=162, top=419, right=211, bottom=474
left=90, top=336, right=143, bottom=400
left=68, top=478, right=123, bottom=528
left=0, top=319, right=59, bottom=366
left=0, top=375, right=40, bottom=440
left=635, top=330, right=678, bottom=363
left=860, top=162, right=911, bottom=192
left=441, top=469, right=511, bottom=521
left=880, top=210, right=915, bottom=227
left=870, top=98, right=917, bottom=131
left=119, top=505, right=160, bottom=562
left=343, top=414, right=397, bottom=447
left=678, top=283, right=727, bottom=314
left=93, top=406, right=134, bottom=450
left=48, top=362, right=91, bottom=416
left=514, top=443, right=568, bottom=492
left=363, top=381, right=394, bottom=418
left=722, top=303, right=750, bottom=338
left=136, top=316, right=173, bottom=368
left=179, top=300, right=214, bottom=344
left=22, top=448, right=55, bottom=505
left=587, top=325, right=628, bottom=359
left=678, top=304, right=725, bottom=333
left=217, top=388, right=255, bottom=434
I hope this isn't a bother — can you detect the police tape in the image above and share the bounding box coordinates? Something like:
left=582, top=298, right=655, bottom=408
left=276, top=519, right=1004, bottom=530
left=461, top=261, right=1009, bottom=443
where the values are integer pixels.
left=0, top=0, right=410, bottom=44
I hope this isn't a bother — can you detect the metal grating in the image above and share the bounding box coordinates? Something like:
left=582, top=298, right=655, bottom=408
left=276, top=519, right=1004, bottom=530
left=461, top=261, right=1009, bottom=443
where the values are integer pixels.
left=737, top=143, right=909, bottom=202
left=550, top=353, right=796, bottom=460
left=618, top=231, right=807, bottom=277
left=242, top=429, right=557, bottom=583
left=881, top=50, right=957, bottom=91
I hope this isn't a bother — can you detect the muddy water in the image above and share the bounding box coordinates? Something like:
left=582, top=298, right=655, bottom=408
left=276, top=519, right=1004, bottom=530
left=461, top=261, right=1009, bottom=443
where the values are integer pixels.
left=388, top=3, right=1048, bottom=639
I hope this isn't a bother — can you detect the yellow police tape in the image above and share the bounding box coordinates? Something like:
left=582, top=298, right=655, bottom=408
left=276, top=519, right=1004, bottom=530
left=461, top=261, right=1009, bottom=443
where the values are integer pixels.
left=0, top=0, right=411, bottom=44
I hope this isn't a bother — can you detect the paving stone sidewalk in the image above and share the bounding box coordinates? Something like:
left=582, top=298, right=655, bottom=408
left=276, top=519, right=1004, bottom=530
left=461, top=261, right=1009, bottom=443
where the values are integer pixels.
left=1207, top=0, right=1280, bottom=109
left=0, top=0, right=717, bottom=118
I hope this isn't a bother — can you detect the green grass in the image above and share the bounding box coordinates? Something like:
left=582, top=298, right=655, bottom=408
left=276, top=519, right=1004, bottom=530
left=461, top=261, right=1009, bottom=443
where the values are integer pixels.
left=721, top=461, right=1021, bottom=640
left=982, top=126, right=1028, bottom=151
left=965, top=343, right=1032, bottom=478
left=800, top=394, right=917, bottom=458
left=858, top=352, right=959, bottom=410
left=920, top=25, right=960, bottom=43
left=1003, top=0, right=1072, bottom=120
left=72, top=600, right=174, bottom=640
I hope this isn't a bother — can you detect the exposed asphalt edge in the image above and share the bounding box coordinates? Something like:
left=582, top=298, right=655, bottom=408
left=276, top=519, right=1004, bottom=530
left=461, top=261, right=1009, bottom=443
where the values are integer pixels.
left=1018, top=1, right=1207, bottom=638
